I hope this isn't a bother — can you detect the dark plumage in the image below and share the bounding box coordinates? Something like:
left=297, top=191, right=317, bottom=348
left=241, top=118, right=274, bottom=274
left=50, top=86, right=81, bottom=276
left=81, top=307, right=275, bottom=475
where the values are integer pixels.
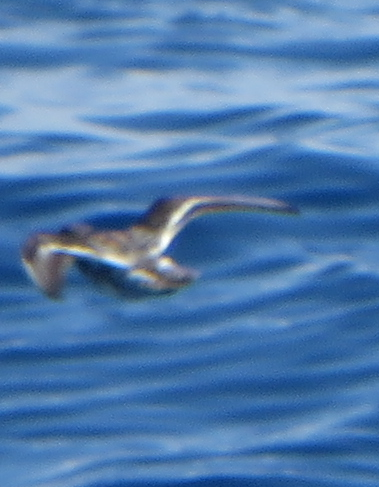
left=21, top=195, right=298, bottom=299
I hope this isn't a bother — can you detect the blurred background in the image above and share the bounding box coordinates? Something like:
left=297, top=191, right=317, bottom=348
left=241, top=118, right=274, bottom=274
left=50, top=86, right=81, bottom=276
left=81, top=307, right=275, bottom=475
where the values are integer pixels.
left=1, top=1, right=379, bottom=486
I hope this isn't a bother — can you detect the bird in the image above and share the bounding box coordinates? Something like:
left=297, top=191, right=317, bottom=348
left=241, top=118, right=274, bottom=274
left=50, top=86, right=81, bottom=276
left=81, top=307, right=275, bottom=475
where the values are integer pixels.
left=21, top=195, right=298, bottom=300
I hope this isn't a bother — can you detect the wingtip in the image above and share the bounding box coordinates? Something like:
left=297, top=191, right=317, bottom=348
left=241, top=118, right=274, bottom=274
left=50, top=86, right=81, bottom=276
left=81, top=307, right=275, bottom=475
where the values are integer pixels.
left=21, top=232, right=72, bottom=300
left=283, top=202, right=300, bottom=215
left=248, top=196, right=299, bottom=216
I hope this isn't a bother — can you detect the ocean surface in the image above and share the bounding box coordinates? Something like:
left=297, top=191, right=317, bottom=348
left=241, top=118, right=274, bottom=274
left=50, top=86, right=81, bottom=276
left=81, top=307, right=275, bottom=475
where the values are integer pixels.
left=2, top=1, right=379, bottom=486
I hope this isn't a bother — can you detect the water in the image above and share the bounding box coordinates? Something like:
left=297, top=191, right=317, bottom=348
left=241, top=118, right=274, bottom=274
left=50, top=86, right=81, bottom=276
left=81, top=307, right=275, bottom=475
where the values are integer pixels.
left=1, top=1, right=379, bottom=486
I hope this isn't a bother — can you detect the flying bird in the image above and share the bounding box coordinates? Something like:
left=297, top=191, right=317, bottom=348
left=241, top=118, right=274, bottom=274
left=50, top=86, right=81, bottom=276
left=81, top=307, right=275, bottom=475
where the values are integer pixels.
left=21, top=195, right=298, bottom=300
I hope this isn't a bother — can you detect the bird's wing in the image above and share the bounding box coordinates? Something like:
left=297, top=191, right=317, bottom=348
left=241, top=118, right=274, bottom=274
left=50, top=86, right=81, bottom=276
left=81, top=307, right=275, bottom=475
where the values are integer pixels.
left=21, top=232, right=131, bottom=299
left=138, top=195, right=298, bottom=256
left=22, top=233, right=77, bottom=299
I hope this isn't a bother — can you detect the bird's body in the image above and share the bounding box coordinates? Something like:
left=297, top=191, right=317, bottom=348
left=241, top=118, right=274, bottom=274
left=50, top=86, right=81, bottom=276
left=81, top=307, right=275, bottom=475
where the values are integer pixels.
left=21, top=195, right=298, bottom=299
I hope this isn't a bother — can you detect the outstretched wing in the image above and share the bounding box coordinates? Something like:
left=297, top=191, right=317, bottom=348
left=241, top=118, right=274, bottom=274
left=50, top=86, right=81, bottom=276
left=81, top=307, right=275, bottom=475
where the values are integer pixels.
left=21, top=229, right=130, bottom=299
left=138, top=195, right=298, bottom=256
left=22, top=233, right=77, bottom=299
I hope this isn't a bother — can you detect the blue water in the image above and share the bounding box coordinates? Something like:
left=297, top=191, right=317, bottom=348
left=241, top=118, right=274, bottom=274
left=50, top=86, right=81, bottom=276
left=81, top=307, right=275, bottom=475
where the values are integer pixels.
left=2, top=1, right=379, bottom=486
